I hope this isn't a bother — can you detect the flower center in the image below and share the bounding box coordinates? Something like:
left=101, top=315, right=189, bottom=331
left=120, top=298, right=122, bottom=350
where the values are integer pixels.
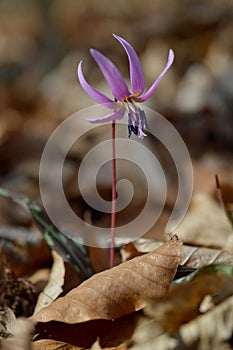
left=122, top=96, right=148, bottom=138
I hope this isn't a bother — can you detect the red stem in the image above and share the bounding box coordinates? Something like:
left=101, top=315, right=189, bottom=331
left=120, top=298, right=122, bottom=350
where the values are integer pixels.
left=110, top=120, right=116, bottom=268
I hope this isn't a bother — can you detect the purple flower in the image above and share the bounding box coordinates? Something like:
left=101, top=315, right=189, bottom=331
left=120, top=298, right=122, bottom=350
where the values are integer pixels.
left=78, top=34, right=174, bottom=138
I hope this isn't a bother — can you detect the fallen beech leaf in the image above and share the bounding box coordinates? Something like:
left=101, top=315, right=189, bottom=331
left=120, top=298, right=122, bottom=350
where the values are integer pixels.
left=33, top=251, right=66, bottom=314
left=180, top=246, right=233, bottom=269
left=32, top=339, right=81, bottom=349
left=32, top=235, right=182, bottom=324
left=120, top=243, right=196, bottom=282
left=34, top=311, right=140, bottom=348
left=144, top=272, right=233, bottom=333
left=134, top=239, right=233, bottom=268
left=176, top=193, right=233, bottom=250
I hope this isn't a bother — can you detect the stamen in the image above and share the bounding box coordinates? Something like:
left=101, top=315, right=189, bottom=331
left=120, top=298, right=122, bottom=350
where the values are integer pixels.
left=124, top=97, right=148, bottom=139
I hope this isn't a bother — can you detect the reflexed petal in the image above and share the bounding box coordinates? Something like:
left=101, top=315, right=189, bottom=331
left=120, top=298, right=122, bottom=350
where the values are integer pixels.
left=90, top=49, right=130, bottom=101
left=140, top=49, right=175, bottom=102
left=113, top=34, right=145, bottom=95
left=85, top=109, right=125, bottom=123
left=78, top=61, right=114, bottom=107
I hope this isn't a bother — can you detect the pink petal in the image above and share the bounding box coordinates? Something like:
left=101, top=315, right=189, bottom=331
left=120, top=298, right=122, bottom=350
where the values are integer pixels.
left=90, top=49, right=130, bottom=101
left=78, top=61, right=114, bottom=107
left=85, top=109, right=125, bottom=123
left=113, top=34, right=145, bottom=95
left=140, top=49, right=175, bottom=102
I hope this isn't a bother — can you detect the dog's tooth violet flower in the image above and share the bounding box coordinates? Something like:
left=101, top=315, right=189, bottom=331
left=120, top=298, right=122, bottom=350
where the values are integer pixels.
left=78, top=34, right=174, bottom=138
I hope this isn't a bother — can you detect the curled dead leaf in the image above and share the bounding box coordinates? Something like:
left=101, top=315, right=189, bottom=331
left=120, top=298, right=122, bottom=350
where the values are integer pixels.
left=33, top=251, right=65, bottom=314
left=31, top=236, right=182, bottom=324
left=134, top=239, right=233, bottom=269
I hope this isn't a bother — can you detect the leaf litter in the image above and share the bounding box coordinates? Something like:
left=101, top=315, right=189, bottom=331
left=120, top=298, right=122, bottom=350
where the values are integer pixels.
left=0, top=1, right=233, bottom=348
left=31, top=235, right=182, bottom=324
left=1, top=185, right=233, bottom=348
left=0, top=188, right=94, bottom=281
left=132, top=239, right=233, bottom=268
left=1, top=187, right=233, bottom=348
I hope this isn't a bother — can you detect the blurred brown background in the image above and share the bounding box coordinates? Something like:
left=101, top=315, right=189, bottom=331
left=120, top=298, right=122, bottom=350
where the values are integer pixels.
left=0, top=0, right=232, bottom=238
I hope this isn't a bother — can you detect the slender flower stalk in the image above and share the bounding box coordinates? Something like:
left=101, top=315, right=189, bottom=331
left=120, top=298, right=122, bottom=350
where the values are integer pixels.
left=78, top=34, right=175, bottom=267
left=110, top=120, right=116, bottom=268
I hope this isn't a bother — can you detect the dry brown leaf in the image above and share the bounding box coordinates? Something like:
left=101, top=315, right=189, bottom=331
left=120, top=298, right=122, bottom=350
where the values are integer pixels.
left=134, top=239, right=233, bottom=268
left=132, top=293, right=233, bottom=350
left=88, top=246, right=113, bottom=273
left=32, top=338, right=128, bottom=350
left=134, top=286, right=233, bottom=350
left=1, top=318, right=34, bottom=350
left=34, top=311, right=140, bottom=348
left=180, top=246, right=233, bottom=268
left=120, top=243, right=144, bottom=262
left=0, top=225, right=51, bottom=277
left=0, top=307, right=17, bottom=340
left=32, top=339, right=81, bottom=350
left=144, top=273, right=233, bottom=333
left=33, top=251, right=65, bottom=315
left=179, top=295, right=233, bottom=349
left=176, top=193, right=233, bottom=250
left=31, top=236, right=182, bottom=325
